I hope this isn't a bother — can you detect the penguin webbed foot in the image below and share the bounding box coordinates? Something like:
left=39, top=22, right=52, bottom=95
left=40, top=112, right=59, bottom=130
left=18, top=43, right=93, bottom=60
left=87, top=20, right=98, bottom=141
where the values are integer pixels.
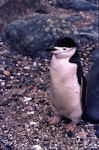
left=48, top=115, right=61, bottom=125
left=66, top=121, right=76, bottom=132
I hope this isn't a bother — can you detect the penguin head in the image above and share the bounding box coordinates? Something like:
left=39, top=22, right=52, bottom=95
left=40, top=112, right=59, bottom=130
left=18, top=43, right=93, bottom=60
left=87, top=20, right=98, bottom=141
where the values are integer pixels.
left=46, top=37, right=77, bottom=58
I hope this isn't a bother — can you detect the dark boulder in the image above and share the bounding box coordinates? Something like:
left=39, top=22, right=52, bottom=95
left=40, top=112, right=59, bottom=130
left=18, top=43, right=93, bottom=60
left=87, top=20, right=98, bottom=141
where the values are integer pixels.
left=77, top=28, right=98, bottom=42
left=2, top=13, right=78, bottom=58
left=56, top=0, right=98, bottom=10
left=0, top=0, right=46, bottom=35
left=0, top=0, right=41, bottom=20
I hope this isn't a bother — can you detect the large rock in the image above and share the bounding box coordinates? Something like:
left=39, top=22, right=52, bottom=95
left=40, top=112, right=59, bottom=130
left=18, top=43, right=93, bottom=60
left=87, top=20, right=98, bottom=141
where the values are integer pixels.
left=0, top=0, right=42, bottom=35
left=2, top=13, right=78, bottom=58
left=77, top=28, right=98, bottom=42
left=0, top=0, right=41, bottom=8
left=56, top=0, right=98, bottom=10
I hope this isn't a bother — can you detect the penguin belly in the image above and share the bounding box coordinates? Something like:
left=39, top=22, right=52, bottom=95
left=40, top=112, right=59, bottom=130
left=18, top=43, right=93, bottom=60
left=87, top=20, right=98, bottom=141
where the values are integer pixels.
left=50, top=57, right=82, bottom=123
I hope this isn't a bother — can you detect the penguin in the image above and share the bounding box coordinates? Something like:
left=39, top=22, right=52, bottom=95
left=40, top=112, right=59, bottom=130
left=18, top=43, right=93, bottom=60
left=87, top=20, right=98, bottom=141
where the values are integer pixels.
left=83, top=50, right=99, bottom=123
left=46, top=37, right=86, bottom=131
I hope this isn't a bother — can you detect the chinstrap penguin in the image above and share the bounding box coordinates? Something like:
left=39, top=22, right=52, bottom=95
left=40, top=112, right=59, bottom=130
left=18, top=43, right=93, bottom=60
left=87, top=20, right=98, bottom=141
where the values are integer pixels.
left=83, top=51, right=99, bottom=124
left=46, top=37, right=86, bottom=131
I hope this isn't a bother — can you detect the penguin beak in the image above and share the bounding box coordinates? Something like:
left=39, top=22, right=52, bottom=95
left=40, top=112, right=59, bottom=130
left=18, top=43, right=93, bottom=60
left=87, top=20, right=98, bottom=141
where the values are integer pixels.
left=46, top=47, right=57, bottom=53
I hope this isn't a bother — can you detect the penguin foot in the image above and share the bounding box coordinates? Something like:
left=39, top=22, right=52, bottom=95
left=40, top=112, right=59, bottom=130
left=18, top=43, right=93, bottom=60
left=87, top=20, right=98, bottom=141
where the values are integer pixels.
left=48, top=115, right=61, bottom=125
left=66, top=122, right=76, bottom=132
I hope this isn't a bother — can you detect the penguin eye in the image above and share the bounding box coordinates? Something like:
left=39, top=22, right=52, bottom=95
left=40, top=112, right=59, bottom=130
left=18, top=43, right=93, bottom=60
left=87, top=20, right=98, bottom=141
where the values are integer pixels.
left=63, top=48, right=66, bottom=50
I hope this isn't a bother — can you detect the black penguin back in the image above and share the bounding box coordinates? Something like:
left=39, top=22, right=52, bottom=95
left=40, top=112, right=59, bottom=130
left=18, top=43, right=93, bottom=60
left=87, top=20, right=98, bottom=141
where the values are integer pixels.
left=69, top=51, right=83, bottom=85
left=69, top=51, right=87, bottom=115
left=83, top=56, right=99, bottom=123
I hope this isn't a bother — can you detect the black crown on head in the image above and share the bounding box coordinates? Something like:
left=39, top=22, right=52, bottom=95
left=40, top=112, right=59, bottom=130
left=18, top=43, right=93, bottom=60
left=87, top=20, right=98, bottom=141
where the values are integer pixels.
left=54, top=37, right=77, bottom=48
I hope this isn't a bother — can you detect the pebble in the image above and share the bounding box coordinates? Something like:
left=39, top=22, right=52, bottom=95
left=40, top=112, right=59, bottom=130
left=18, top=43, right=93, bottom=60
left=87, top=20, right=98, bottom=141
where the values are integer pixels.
left=1, top=80, right=5, bottom=86
left=30, top=121, right=38, bottom=126
left=24, top=97, right=32, bottom=104
left=10, top=76, right=14, bottom=79
left=0, top=100, right=10, bottom=106
left=77, top=130, right=87, bottom=140
left=32, top=145, right=42, bottom=150
left=0, top=115, right=3, bottom=120
left=66, top=146, right=71, bottom=150
left=21, top=113, right=28, bottom=118
left=0, top=68, right=4, bottom=73
left=27, top=111, right=34, bottom=115
left=3, top=70, right=10, bottom=76
left=67, top=131, right=73, bottom=138
left=33, top=62, right=37, bottom=67
left=6, top=144, right=13, bottom=150
left=24, top=65, right=30, bottom=70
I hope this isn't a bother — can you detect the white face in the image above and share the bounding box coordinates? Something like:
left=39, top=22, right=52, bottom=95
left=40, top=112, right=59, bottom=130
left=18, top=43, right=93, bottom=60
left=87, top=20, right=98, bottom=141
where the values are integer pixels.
left=51, top=46, right=77, bottom=58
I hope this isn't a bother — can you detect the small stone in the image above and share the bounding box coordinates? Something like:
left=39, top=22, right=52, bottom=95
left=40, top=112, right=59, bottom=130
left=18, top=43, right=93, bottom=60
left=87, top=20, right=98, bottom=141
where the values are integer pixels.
left=6, top=144, right=13, bottom=150
left=24, top=97, right=32, bottom=104
left=27, top=111, right=34, bottom=115
left=1, top=81, right=5, bottom=86
left=30, top=121, right=38, bottom=126
left=21, top=113, right=28, bottom=118
left=45, top=27, right=49, bottom=32
left=24, top=66, right=30, bottom=70
left=0, top=68, right=4, bottom=73
left=0, top=100, right=10, bottom=106
left=17, top=72, right=21, bottom=76
left=24, top=123, right=29, bottom=129
left=66, top=146, right=71, bottom=150
left=78, top=130, right=87, bottom=140
left=0, top=115, right=3, bottom=120
left=10, top=76, right=14, bottom=79
left=67, top=131, right=73, bottom=138
left=40, top=66, right=46, bottom=71
left=33, top=62, right=37, bottom=67
left=32, top=145, right=42, bottom=150
left=3, top=70, right=10, bottom=76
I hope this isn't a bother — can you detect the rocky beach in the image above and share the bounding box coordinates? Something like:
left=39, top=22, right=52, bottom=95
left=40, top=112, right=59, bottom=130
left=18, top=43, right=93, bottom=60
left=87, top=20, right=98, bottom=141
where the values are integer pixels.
left=0, top=0, right=99, bottom=149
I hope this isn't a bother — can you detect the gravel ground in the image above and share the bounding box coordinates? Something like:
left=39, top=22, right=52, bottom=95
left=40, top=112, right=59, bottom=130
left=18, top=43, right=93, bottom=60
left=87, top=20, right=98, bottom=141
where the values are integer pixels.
left=0, top=0, right=99, bottom=150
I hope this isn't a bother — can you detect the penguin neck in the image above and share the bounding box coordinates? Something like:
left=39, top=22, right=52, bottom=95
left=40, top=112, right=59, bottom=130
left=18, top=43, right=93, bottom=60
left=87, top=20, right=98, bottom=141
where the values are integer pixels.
left=51, top=55, right=70, bottom=66
left=53, top=48, right=77, bottom=60
left=53, top=54, right=70, bottom=61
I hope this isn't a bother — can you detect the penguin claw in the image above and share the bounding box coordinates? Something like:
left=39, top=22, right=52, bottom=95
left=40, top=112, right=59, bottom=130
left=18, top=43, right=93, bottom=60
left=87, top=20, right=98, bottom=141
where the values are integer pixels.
left=66, top=122, right=76, bottom=132
left=48, top=115, right=61, bottom=125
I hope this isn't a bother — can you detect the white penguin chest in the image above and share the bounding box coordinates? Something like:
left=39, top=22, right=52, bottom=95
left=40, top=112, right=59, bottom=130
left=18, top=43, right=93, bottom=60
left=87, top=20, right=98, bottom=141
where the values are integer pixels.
left=49, top=56, right=81, bottom=115
left=50, top=56, right=78, bottom=86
